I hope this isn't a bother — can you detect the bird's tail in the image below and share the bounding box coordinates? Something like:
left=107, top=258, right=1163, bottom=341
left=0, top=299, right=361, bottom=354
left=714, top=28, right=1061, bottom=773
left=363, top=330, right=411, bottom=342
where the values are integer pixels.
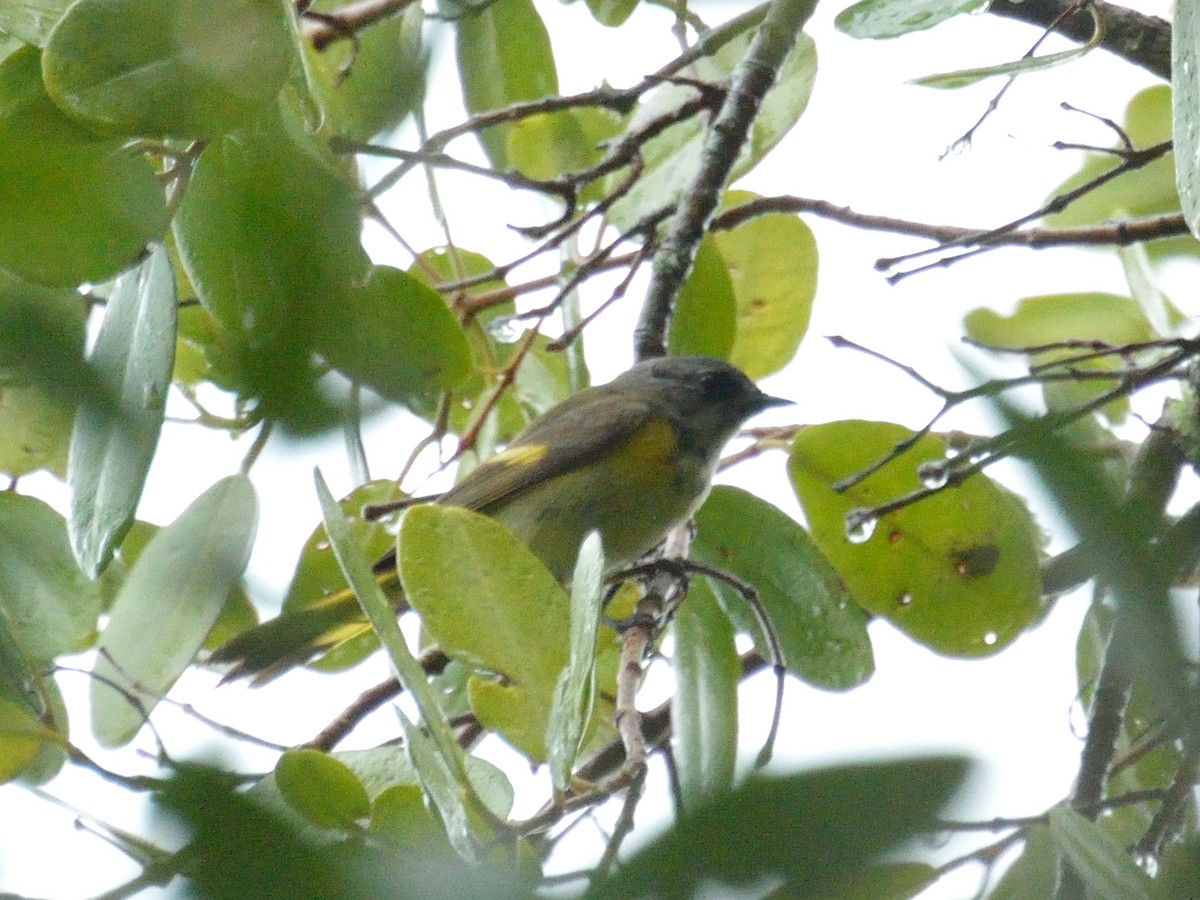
left=209, top=569, right=402, bottom=685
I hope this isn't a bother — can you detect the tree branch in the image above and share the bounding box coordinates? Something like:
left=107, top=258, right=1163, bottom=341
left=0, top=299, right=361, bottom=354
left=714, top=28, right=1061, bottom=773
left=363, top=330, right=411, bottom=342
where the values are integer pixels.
left=988, top=0, right=1171, bottom=81
left=634, top=0, right=819, bottom=359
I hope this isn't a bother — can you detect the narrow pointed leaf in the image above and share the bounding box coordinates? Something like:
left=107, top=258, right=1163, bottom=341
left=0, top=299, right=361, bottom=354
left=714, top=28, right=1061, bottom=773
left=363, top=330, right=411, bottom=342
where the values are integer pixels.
left=313, top=472, right=473, bottom=795
left=69, top=245, right=177, bottom=577
left=91, top=474, right=257, bottom=746
left=547, top=531, right=603, bottom=792
left=671, top=577, right=739, bottom=808
left=1048, top=807, right=1153, bottom=900
left=1174, top=0, right=1200, bottom=237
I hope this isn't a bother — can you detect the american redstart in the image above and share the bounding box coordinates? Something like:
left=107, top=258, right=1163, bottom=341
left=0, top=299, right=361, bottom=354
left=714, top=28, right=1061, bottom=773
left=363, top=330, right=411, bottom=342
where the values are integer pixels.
left=211, top=355, right=790, bottom=682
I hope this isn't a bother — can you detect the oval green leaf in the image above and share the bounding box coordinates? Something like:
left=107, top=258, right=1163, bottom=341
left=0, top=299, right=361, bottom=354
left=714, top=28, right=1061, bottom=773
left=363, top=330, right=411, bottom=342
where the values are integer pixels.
left=173, top=108, right=369, bottom=429
left=314, top=264, right=470, bottom=406
left=964, top=292, right=1154, bottom=423
left=0, top=273, right=85, bottom=477
left=716, top=189, right=816, bottom=378
left=668, top=235, right=736, bottom=360
left=789, top=421, right=1043, bottom=657
left=835, top=0, right=987, bottom=40
left=455, top=0, right=557, bottom=169
left=594, top=756, right=971, bottom=899
left=547, top=531, right=604, bottom=792
left=43, top=0, right=293, bottom=138
left=0, top=493, right=102, bottom=662
left=91, top=474, right=258, bottom=747
left=692, top=486, right=873, bottom=690
left=0, top=47, right=167, bottom=285
left=398, top=504, right=570, bottom=761
left=275, top=748, right=371, bottom=831
left=303, top=1, right=425, bottom=142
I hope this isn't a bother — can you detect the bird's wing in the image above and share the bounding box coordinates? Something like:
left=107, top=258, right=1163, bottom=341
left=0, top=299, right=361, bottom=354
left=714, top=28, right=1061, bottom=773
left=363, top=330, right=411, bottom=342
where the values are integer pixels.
left=441, top=385, right=654, bottom=513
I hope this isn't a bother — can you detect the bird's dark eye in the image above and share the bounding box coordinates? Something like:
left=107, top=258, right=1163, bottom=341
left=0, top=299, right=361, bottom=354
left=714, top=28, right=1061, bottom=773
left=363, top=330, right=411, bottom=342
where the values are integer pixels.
left=698, top=369, right=742, bottom=400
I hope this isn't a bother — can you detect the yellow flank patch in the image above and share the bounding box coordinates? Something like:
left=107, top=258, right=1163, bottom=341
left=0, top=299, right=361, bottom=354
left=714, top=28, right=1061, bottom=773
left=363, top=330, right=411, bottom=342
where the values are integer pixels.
left=611, top=414, right=676, bottom=468
left=490, top=442, right=550, bottom=468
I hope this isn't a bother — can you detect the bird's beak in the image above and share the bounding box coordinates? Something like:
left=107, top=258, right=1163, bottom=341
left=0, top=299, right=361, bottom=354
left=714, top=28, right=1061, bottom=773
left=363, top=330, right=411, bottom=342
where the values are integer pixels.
left=753, top=391, right=793, bottom=412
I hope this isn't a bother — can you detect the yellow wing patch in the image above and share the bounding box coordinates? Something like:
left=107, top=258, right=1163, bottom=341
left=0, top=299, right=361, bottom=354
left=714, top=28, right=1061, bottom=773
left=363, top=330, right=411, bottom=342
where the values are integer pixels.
left=488, top=443, right=550, bottom=468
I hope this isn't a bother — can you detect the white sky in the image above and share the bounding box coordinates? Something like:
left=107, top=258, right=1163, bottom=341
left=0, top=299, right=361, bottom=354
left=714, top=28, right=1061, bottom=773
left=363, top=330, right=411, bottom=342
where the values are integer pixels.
left=1, top=1, right=1187, bottom=897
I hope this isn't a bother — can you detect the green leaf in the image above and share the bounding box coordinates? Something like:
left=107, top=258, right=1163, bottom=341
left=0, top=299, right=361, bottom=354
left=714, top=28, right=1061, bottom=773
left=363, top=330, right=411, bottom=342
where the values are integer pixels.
left=406, top=246, right=572, bottom=442
left=314, top=471, right=487, bottom=852
left=988, top=826, right=1060, bottom=900
left=506, top=110, right=592, bottom=182
left=274, top=748, right=370, bottom=831
left=1045, top=87, right=1186, bottom=262
left=668, top=235, right=737, bottom=360
left=173, top=107, right=370, bottom=430
left=0, top=493, right=102, bottom=662
left=0, top=273, right=83, bottom=476
left=692, top=486, right=873, bottom=690
left=91, top=474, right=257, bottom=747
left=455, top=0, right=557, bottom=169
left=547, top=531, right=603, bottom=792
left=303, top=1, right=425, bottom=142
left=584, top=0, right=637, bottom=28
left=821, top=861, right=938, bottom=899
left=1048, top=807, right=1153, bottom=900
left=912, top=13, right=1101, bottom=89
left=835, top=0, right=987, bottom=40
left=42, top=0, right=294, bottom=138
left=788, top=421, right=1044, bottom=657
left=0, top=698, right=51, bottom=782
left=912, top=6, right=1099, bottom=90
left=250, top=745, right=513, bottom=841
left=68, top=246, right=177, bottom=578
left=671, top=577, right=738, bottom=809
left=1156, top=837, right=1200, bottom=900
left=0, top=613, right=68, bottom=784
left=397, top=504, right=570, bottom=761
left=314, top=264, right=470, bottom=406
left=607, top=32, right=815, bottom=231
left=594, top=756, right=971, bottom=899
left=1174, top=0, right=1200, bottom=239
left=369, top=784, right=443, bottom=846
left=964, top=292, right=1155, bottom=424
left=0, top=0, right=72, bottom=46
left=283, top=511, right=394, bottom=621
left=716, top=189, right=816, bottom=379
left=399, top=714, right=477, bottom=863
left=0, top=47, right=168, bottom=285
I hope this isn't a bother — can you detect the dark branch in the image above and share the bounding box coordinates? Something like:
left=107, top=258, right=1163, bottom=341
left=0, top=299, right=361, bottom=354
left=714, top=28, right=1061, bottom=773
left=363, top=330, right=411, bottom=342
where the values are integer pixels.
left=989, top=0, right=1171, bottom=81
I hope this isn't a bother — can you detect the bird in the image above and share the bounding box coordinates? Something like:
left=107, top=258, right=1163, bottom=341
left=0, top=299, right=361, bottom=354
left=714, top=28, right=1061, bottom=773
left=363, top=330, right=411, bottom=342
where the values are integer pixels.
left=210, top=355, right=790, bottom=683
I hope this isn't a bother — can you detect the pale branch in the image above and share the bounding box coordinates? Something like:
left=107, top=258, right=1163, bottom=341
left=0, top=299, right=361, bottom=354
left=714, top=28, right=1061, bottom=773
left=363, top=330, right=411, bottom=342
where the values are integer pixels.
left=454, top=251, right=639, bottom=317
left=878, top=139, right=1174, bottom=279
left=948, top=0, right=1099, bottom=156
left=825, top=336, right=1198, bottom=524
left=989, top=0, right=1171, bottom=81
left=711, top=195, right=1189, bottom=251
left=548, top=236, right=658, bottom=351
left=635, top=0, right=819, bottom=360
